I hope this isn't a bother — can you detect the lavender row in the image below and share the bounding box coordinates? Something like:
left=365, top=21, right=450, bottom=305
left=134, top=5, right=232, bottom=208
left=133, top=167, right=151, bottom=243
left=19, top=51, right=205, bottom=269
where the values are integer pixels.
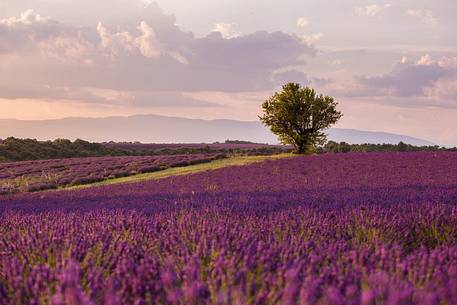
left=1, top=152, right=457, bottom=304
left=0, top=154, right=225, bottom=194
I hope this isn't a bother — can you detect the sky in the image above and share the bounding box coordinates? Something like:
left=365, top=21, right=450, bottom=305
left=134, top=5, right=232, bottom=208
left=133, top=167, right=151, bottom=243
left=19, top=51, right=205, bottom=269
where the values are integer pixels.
left=0, top=0, right=456, bottom=146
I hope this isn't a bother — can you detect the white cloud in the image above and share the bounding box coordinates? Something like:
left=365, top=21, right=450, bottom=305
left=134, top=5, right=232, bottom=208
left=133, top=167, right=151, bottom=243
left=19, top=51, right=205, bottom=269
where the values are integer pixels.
left=426, top=77, right=457, bottom=100
left=0, top=9, right=96, bottom=64
left=353, top=55, right=457, bottom=102
left=437, top=57, right=457, bottom=69
left=96, top=22, right=136, bottom=57
left=135, top=21, right=161, bottom=58
left=0, top=9, right=49, bottom=26
left=141, top=0, right=153, bottom=7
left=0, top=10, right=62, bottom=53
left=96, top=21, right=189, bottom=63
left=313, top=53, right=457, bottom=110
left=38, top=36, right=94, bottom=63
left=355, top=4, right=392, bottom=17
left=169, top=52, right=189, bottom=65
left=416, top=54, right=457, bottom=68
left=296, top=17, right=309, bottom=28
left=301, top=33, right=324, bottom=44
left=211, top=23, right=240, bottom=39
left=406, top=9, right=437, bottom=25
left=416, top=54, right=434, bottom=66
left=0, top=8, right=315, bottom=106
left=97, top=22, right=162, bottom=59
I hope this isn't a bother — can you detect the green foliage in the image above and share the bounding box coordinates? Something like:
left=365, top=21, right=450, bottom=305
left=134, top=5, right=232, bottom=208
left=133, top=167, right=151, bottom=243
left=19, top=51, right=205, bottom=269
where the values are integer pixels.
left=0, top=137, right=124, bottom=163
left=321, top=141, right=455, bottom=153
left=111, top=145, right=291, bottom=157
left=0, top=138, right=292, bottom=163
left=259, top=83, right=342, bottom=154
left=224, top=140, right=259, bottom=144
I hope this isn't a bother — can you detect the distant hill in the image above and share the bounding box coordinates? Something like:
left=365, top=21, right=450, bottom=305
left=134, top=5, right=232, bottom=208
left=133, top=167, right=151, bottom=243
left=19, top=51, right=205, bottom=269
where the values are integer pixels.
left=0, top=115, right=435, bottom=146
left=325, top=128, right=435, bottom=147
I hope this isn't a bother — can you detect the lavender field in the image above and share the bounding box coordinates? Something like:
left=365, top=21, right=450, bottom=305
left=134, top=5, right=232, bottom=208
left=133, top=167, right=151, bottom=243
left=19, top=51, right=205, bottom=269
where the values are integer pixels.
left=0, top=154, right=224, bottom=194
left=1, top=152, right=457, bottom=305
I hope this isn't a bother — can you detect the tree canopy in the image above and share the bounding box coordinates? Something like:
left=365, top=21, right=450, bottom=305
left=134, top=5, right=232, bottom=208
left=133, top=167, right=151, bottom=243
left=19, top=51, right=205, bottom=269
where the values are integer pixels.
left=260, top=83, right=342, bottom=154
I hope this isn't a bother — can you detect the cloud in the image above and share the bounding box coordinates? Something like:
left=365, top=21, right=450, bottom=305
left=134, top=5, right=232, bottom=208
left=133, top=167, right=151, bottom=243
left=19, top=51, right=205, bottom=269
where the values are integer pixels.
left=0, top=83, right=219, bottom=108
left=295, top=16, right=322, bottom=44
left=96, top=23, right=136, bottom=57
left=38, top=36, right=94, bottom=63
left=311, top=77, right=332, bottom=87
left=0, top=9, right=63, bottom=53
left=97, top=21, right=162, bottom=59
left=180, top=31, right=314, bottom=91
left=406, top=9, right=437, bottom=25
left=0, top=9, right=99, bottom=64
left=211, top=23, right=240, bottom=39
left=311, top=53, right=457, bottom=109
left=425, top=77, right=457, bottom=101
left=356, top=55, right=456, bottom=98
left=0, top=9, right=49, bottom=26
left=354, top=4, right=392, bottom=17
left=96, top=21, right=189, bottom=63
left=0, top=6, right=315, bottom=108
left=272, top=70, right=310, bottom=86
left=0, top=9, right=185, bottom=63
left=127, top=91, right=221, bottom=108
left=296, top=17, right=309, bottom=28
left=301, top=33, right=324, bottom=44
left=304, top=54, right=456, bottom=109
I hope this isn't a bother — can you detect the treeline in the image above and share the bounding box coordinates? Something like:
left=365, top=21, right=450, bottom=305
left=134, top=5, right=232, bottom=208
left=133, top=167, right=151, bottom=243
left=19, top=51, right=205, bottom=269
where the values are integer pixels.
left=321, top=141, right=457, bottom=153
left=0, top=138, right=124, bottom=163
left=0, top=137, right=290, bottom=163
left=2, top=137, right=455, bottom=163
left=223, top=140, right=260, bottom=144
left=108, top=143, right=290, bottom=157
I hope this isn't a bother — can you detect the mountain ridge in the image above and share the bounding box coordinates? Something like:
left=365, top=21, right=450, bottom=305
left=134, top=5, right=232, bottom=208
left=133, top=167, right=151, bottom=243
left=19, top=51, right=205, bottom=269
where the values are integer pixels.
left=0, top=115, right=435, bottom=146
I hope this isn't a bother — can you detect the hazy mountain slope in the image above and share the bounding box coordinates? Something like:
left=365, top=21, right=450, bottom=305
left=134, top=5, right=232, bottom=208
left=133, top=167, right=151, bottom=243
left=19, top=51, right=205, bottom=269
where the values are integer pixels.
left=326, top=128, right=435, bottom=146
left=0, top=115, right=435, bottom=146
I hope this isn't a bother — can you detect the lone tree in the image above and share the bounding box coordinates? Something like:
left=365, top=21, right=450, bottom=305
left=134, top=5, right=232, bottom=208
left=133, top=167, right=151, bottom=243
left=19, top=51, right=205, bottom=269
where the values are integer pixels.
left=260, top=83, right=342, bottom=154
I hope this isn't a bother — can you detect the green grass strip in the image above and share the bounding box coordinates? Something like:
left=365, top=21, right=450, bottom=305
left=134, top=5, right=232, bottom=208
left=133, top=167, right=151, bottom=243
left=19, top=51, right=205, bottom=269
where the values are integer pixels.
left=64, top=153, right=293, bottom=190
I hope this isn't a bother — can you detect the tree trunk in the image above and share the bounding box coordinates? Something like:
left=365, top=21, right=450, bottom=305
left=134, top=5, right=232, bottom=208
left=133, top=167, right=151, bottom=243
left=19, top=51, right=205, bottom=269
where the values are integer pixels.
left=295, top=142, right=313, bottom=154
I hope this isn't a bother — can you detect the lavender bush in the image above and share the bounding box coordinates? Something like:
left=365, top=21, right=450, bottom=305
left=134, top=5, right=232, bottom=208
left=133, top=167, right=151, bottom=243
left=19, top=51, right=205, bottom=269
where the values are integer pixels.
left=1, top=152, right=457, bottom=304
left=0, top=154, right=225, bottom=194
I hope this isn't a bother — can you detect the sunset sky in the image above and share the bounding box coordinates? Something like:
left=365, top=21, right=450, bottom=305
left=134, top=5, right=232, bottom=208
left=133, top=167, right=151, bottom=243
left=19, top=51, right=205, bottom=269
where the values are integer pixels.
left=0, top=0, right=456, bottom=145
